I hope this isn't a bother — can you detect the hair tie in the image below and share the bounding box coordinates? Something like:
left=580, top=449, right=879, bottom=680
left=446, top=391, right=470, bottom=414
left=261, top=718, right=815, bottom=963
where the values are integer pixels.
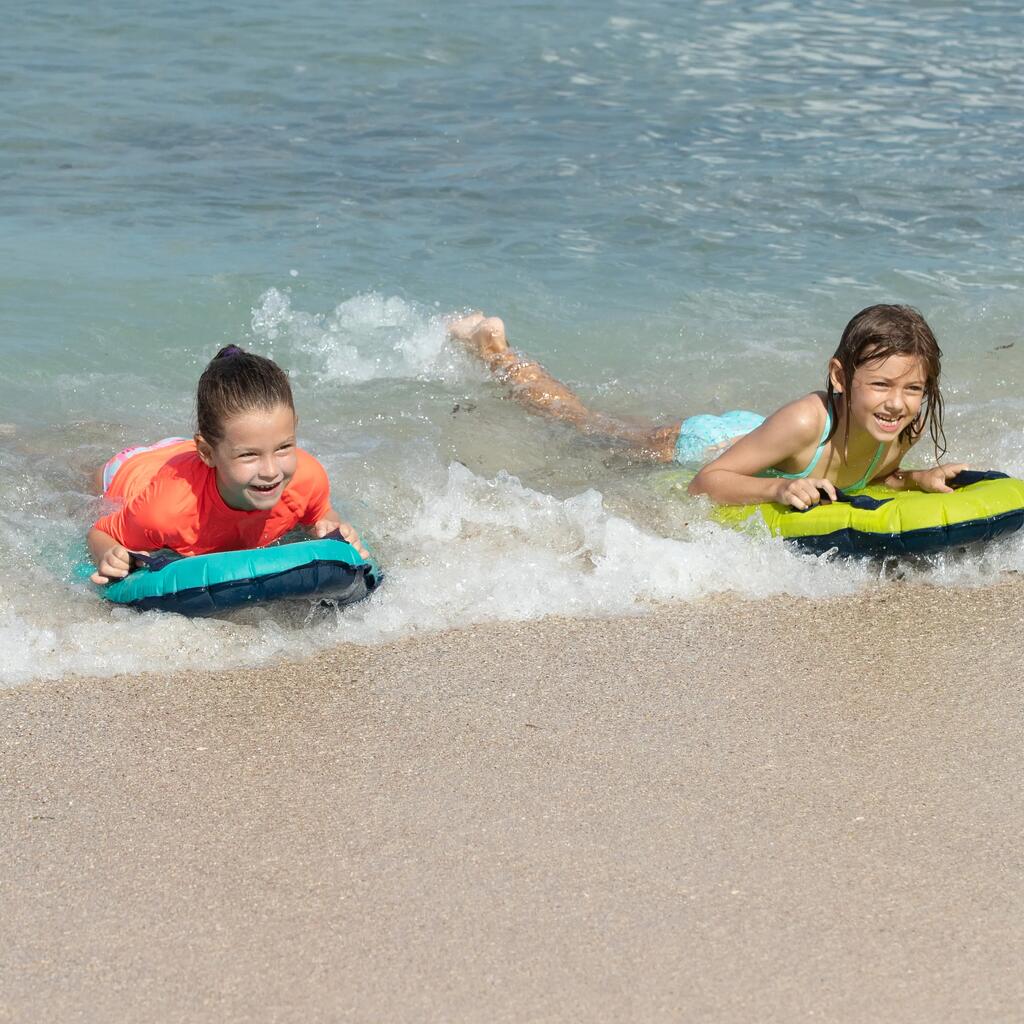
left=219, top=345, right=244, bottom=359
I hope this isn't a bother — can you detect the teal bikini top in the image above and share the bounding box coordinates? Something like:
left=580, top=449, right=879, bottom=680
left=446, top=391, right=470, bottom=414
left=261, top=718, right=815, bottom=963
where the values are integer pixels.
left=760, top=410, right=886, bottom=492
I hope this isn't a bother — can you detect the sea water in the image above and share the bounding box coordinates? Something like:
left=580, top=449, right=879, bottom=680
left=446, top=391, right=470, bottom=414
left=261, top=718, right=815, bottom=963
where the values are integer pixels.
left=4, top=0, right=1024, bottom=683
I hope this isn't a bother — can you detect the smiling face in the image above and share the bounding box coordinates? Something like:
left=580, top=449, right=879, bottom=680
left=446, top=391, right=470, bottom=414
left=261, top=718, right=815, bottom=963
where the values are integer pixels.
left=196, top=403, right=299, bottom=511
left=831, top=351, right=927, bottom=444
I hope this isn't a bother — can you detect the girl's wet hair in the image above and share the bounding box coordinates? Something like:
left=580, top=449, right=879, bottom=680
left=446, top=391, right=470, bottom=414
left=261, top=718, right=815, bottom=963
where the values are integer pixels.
left=196, top=345, right=295, bottom=444
left=825, top=304, right=946, bottom=458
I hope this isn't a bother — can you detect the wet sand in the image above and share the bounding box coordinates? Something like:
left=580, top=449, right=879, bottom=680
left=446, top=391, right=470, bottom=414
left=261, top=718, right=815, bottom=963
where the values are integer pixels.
left=3, top=581, right=1023, bottom=1023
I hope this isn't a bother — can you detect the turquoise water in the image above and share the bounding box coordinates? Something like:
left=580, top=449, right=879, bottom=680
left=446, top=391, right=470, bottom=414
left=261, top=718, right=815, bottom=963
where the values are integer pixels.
left=4, top=1, right=1024, bottom=682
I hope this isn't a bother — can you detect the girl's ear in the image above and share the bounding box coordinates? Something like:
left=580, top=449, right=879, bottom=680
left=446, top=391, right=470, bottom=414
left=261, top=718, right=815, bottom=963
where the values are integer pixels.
left=828, top=358, right=845, bottom=393
left=194, top=433, right=216, bottom=467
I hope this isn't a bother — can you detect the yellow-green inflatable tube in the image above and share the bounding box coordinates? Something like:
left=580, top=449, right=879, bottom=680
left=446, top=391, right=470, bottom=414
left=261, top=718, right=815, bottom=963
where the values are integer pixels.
left=678, top=470, right=1024, bottom=556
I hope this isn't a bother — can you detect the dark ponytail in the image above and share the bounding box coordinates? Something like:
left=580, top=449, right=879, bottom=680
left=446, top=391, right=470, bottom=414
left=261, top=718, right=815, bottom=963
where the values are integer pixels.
left=196, top=346, right=295, bottom=445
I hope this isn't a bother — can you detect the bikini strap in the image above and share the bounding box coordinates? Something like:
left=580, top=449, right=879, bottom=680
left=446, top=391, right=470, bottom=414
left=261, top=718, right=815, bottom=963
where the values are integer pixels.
left=813, top=396, right=885, bottom=491
left=846, top=443, right=887, bottom=492
left=758, top=406, right=833, bottom=481
left=799, top=408, right=832, bottom=478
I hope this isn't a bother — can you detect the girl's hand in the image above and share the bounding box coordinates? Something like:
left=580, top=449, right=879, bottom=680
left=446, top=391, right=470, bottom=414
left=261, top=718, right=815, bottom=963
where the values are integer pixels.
left=914, top=463, right=970, bottom=494
left=773, top=477, right=838, bottom=511
left=90, top=544, right=145, bottom=585
left=312, top=517, right=369, bottom=558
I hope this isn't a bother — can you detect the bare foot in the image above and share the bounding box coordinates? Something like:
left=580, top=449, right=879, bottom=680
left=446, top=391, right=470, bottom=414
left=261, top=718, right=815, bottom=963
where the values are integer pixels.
left=445, top=310, right=485, bottom=340
left=446, top=311, right=510, bottom=361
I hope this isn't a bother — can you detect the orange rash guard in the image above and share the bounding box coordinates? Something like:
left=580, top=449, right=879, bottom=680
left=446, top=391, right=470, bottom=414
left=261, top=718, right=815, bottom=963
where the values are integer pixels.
left=93, top=440, right=332, bottom=556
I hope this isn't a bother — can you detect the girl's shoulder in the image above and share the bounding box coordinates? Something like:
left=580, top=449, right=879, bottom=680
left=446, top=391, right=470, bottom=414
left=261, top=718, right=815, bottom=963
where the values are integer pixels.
left=290, top=447, right=330, bottom=496
left=293, top=446, right=328, bottom=479
left=128, top=457, right=205, bottom=527
left=764, top=391, right=830, bottom=443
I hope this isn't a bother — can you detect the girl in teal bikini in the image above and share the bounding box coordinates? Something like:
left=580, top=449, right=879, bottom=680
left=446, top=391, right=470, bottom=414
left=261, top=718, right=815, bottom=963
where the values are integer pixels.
left=447, top=304, right=967, bottom=510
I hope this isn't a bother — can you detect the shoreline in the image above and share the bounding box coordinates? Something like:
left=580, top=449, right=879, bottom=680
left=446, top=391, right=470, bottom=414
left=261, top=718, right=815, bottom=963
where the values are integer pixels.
left=4, top=580, right=1024, bottom=1021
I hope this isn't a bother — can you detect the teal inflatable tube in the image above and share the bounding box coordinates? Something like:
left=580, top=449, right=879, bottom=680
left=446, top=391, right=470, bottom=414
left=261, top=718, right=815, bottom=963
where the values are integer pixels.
left=99, top=536, right=380, bottom=616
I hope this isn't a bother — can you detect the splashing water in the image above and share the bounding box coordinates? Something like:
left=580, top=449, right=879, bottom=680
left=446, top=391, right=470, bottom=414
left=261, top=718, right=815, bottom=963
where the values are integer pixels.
left=5, top=2, right=1024, bottom=683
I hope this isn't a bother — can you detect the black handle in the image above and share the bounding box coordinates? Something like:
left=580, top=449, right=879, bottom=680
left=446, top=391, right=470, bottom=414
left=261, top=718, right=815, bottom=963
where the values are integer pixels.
left=949, top=469, right=1008, bottom=488
left=796, top=468, right=1009, bottom=513
left=127, top=551, right=183, bottom=574
left=322, top=528, right=373, bottom=567
left=796, top=488, right=893, bottom=513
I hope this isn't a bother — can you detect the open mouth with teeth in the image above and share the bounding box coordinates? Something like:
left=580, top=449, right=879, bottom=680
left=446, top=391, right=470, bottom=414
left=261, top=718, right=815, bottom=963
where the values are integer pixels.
left=874, top=413, right=902, bottom=432
left=248, top=481, right=282, bottom=494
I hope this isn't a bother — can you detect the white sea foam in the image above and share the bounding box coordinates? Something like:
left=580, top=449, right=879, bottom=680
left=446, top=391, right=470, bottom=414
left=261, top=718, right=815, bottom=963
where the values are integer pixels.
left=6, top=455, right=1024, bottom=688
left=5, top=1, right=1024, bottom=692
left=250, top=289, right=465, bottom=386
left=6, top=284, right=1024, bottom=687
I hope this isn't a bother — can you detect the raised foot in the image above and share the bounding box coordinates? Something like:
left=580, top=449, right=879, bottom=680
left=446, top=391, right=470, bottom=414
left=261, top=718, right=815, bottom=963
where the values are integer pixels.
left=446, top=311, right=510, bottom=360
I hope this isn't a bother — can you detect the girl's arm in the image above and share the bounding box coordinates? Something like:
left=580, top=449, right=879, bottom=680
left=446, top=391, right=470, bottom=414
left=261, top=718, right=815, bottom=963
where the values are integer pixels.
left=882, top=464, right=970, bottom=492
left=87, top=526, right=144, bottom=585
left=309, top=506, right=369, bottom=558
left=688, top=396, right=837, bottom=509
left=877, top=435, right=969, bottom=493
left=297, top=452, right=369, bottom=557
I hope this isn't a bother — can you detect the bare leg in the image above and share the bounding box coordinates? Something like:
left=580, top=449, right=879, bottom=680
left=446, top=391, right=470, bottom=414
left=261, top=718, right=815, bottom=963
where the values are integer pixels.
left=448, top=313, right=680, bottom=462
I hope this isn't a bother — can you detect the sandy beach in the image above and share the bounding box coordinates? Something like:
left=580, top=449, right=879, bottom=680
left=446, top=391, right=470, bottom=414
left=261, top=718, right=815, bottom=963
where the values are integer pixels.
left=3, top=580, right=1023, bottom=1023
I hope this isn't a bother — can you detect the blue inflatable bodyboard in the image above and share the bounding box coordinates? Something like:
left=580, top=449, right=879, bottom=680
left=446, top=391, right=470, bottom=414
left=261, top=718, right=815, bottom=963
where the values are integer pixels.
left=98, top=537, right=380, bottom=616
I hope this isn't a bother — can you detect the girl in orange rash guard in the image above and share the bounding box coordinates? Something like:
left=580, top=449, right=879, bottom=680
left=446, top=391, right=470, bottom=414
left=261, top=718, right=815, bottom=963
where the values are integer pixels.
left=88, top=345, right=367, bottom=586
